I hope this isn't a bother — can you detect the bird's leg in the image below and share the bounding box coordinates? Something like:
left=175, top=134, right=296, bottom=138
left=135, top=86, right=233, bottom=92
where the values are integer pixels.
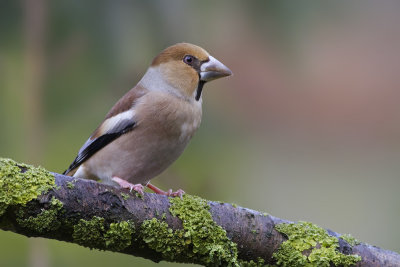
left=112, top=177, right=144, bottom=195
left=146, top=182, right=185, bottom=198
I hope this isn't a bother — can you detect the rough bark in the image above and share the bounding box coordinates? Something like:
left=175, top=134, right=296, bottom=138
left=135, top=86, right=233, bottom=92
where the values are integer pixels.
left=0, top=159, right=399, bottom=266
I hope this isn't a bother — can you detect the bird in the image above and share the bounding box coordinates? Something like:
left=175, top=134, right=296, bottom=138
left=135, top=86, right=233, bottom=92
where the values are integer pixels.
left=63, top=43, right=232, bottom=197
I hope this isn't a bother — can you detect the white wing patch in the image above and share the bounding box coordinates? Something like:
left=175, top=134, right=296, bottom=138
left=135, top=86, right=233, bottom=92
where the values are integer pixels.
left=63, top=109, right=137, bottom=175
left=98, top=109, right=136, bottom=135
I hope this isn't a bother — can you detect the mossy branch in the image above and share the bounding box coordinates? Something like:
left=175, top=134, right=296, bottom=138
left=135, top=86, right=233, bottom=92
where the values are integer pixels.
left=0, top=158, right=399, bottom=266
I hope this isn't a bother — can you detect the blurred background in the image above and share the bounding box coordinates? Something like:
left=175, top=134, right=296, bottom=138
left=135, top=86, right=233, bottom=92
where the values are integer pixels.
left=1, top=0, right=400, bottom=266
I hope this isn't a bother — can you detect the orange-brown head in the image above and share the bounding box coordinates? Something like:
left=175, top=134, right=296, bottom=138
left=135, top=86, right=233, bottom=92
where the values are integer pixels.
left=142, top=43, right=232, bottom=101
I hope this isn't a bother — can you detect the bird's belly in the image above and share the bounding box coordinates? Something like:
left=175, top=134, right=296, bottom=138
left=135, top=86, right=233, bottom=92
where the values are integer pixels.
left=82, top=129, right=190, bottom=185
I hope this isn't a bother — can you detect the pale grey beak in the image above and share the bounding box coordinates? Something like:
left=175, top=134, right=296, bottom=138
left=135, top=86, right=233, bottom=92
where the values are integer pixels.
left=200, top=55, right=232, bottom=82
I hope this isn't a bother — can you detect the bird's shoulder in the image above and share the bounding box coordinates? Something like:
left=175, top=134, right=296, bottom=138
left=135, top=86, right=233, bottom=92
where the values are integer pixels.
left=104, top=84, right=148, bottom=120
left=63, top=85, right=146, bottom=176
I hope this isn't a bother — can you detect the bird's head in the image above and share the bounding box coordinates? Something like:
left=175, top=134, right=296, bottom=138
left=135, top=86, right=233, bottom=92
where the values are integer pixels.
left=143, top=43, right=232, bottom=101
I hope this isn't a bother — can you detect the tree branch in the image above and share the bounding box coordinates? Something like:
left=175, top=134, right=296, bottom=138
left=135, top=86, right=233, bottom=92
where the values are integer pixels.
left=0, top=158, right=399, bottom=266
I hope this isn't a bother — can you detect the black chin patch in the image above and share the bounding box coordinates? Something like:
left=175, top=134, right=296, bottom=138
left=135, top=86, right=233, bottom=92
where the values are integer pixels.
left=195, top=80, right=206, bottom=101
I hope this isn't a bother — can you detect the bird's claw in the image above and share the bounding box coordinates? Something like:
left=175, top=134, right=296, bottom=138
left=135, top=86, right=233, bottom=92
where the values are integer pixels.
left=167, top=189, right=185, bottom=199
left=112, top=177, right=144, bottom=195
left=146, top=183, right=185, bottom=198
left=129, top=184, right=144, bottom=195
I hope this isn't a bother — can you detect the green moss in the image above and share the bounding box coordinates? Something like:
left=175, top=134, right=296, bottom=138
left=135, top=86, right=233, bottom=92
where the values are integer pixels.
left=120, top=193, right=130, bottom=200
left=73, top=216, right=106, bottom=249
left=66, top=181, right=75, bottom=189
left=17, top=197, right=63, bottom=233
left=72, top=216, right=135, bottom=252
left=0, top=203, right=6, bottom=217
left=104, top=221, right=135, bottom=251
left=340, top=234, right=360, bottom=247
left=141, top=194, right=239, bottom=266
left=273, top=221, right=361, bottom=267
left=0, top=158, right=55, bottom=216
left=141, top=218, right=187, bottom=259
left=239, top=257, right=274, bottom=267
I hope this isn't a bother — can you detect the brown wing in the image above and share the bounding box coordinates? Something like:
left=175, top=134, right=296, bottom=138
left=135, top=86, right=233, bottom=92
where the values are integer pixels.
left=63, top=85, right=147, bottom=176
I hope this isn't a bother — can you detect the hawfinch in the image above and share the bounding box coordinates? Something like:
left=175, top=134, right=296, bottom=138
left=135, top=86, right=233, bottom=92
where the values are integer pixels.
left=64, top=43, right=232, bottom=197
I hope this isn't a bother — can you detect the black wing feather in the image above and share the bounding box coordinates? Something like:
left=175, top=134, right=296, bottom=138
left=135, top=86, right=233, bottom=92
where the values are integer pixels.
left=63, top=119, right=136, bottom=175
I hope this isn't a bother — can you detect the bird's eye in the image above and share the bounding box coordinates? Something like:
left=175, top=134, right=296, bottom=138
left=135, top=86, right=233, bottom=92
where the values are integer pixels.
left=183, top=55, right=194, bottom=65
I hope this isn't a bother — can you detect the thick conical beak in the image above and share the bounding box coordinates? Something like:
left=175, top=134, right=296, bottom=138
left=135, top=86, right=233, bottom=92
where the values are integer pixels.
left=200, top=55, right=232, bottom=82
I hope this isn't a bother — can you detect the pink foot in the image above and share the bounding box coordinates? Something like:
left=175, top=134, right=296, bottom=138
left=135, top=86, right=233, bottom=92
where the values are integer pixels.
left=112, top=177, right=144, bottom=195
left=146, top=183, right=185, bottom=198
